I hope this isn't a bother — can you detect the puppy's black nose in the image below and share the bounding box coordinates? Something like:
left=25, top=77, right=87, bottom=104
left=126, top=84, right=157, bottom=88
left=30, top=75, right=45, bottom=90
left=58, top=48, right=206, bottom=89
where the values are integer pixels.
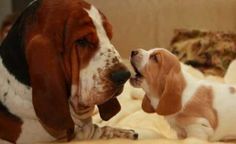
left=111, top=70, right=131, bottom=85
left=131, top=50, right=139, bottom=57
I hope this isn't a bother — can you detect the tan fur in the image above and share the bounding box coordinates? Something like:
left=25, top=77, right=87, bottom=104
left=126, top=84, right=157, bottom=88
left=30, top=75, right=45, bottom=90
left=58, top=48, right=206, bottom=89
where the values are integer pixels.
left=176, top=86, right=218, bottom=130
left=142, top=49, right=186, bottom=115
left=142, top=95, right=155, bottom=113
left=71, top=43, right=80, bottom=86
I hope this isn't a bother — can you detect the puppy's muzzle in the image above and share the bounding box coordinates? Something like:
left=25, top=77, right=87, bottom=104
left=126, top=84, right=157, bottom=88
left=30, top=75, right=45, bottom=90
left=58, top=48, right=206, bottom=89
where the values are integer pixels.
left=131, top=50, right=139, bottom=57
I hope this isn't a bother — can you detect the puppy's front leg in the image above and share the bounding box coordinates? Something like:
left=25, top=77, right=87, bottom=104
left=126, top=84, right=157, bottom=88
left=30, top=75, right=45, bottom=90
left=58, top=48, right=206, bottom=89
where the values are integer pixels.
left=74, top=119, right=138, bottom=140
left=184, top=118, right=214, bottom=140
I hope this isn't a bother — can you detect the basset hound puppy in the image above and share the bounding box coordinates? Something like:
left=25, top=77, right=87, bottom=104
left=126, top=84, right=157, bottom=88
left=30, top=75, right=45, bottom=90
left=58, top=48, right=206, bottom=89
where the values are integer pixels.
left=130, top=48, right=236, bottom=142
left=0, top=0, right=138, bottom=143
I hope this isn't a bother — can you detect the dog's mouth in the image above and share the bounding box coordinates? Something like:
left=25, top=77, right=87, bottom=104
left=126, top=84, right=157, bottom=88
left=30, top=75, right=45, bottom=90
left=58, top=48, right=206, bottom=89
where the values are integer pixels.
left=130, top=61, right=144, bottom=88
left=131, top=62, right=143, bottom=78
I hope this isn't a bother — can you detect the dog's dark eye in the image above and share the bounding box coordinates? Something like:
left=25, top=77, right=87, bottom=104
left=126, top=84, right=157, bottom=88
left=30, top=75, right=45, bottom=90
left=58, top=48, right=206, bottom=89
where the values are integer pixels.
left=76, top=38, right=90, bottom=48
left=150, top=54, right=158, bottom=62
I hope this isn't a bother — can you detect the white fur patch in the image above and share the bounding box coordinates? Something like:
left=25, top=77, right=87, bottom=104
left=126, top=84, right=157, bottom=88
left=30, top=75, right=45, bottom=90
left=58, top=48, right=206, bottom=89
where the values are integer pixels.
left=140, top=79, right=159, bottom=109
left=0, top=58, right=35, bottom=119
left=16, top=119, right=54, bottom=144
left=181, top=70, right=200, bottom=106
left=149, top=96, right=159, bottom=110
left=0, top=58, right=54, bottom=143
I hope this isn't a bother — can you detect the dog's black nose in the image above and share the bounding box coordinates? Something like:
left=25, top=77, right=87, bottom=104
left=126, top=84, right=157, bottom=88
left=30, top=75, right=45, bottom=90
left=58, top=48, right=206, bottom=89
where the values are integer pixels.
left=131, top=50, right=139, bottom=57
left=111, top=70, right=131, bottom=85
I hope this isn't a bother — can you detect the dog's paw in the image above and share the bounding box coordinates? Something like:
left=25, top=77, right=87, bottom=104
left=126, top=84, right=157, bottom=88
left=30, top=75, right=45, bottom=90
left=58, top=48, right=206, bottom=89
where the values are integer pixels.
left=101, top=126, right=138, bottom=140
left=113, top=129, right=138, bottom=140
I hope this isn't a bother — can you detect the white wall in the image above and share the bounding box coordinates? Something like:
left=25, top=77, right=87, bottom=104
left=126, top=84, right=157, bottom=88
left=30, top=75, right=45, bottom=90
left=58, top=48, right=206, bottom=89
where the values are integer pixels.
left=0, top=0, right=12, bottom=25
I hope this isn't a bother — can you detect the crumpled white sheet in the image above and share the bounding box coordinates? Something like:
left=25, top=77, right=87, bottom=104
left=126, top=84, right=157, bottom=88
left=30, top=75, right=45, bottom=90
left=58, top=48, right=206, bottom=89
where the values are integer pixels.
left=93, top=82, right=177, bottom=140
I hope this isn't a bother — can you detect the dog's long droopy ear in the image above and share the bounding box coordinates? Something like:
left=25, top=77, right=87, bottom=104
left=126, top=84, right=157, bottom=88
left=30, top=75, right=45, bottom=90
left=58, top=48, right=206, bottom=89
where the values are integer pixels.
left=26, top=35, right=74, bottom=140
left=98, top=98, right=121, bottom=121
left=156, top=62, right=186, bottom=116
left=142, top=94, right=155, bottom=113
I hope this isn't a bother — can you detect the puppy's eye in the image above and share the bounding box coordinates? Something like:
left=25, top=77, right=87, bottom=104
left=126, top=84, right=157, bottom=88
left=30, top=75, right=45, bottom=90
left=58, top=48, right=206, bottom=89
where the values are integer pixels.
left=76, top=38, right=90, bottom=48
left=150, top=54, right=158, bottom=62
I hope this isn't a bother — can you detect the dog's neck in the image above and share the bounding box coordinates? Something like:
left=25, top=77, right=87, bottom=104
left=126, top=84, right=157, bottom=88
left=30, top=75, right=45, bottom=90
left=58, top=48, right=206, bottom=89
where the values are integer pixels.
left=179, top=68, right=203, bottom=107
left=69, top=104, right=95, bottom=125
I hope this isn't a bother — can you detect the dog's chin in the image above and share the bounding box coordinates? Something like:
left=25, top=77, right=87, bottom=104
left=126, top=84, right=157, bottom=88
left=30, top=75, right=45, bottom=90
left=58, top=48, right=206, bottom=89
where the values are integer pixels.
left=98, top=86, right=124, bottom=105
left=130, top=63, right=144, bottom=88
left=113, top=86, right=124, bottom=96
left=80, top=86, right=124, bottom=107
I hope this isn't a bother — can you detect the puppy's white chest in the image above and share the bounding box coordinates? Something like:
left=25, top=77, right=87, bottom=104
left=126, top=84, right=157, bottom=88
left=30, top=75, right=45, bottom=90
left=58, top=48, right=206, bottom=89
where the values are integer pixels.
left=146, top=94, right=159, bottom=109
left=141, top=80, right=159, bottom=109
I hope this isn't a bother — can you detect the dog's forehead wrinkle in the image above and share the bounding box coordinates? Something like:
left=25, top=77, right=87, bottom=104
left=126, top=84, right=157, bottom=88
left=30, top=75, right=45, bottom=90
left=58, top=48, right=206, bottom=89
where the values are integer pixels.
left=85, top=6, right=109, bottom=46
left=86, top=5, right=121, bottom=62
left=137, top=51, right=150, bottom=71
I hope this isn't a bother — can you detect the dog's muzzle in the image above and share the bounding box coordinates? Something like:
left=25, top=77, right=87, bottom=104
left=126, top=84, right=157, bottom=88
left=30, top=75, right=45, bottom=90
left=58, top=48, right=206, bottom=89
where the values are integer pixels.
left=110, top=70, right=131, bottom=85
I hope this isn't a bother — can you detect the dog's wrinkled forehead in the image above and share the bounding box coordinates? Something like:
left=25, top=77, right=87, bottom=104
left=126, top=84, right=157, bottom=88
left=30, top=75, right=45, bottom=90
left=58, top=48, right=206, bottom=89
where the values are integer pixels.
left=140, top=48, right=174, bottom=64
left=84, top=5, right=121, bottom=68
left=134, top=48, right=159, bottom=69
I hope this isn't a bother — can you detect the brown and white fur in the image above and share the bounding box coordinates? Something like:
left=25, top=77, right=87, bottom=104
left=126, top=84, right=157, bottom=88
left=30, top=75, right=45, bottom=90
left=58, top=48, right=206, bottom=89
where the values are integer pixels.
left=130, top=48, right=236, bottom=142
left=0, top=0, right=138, bottom=143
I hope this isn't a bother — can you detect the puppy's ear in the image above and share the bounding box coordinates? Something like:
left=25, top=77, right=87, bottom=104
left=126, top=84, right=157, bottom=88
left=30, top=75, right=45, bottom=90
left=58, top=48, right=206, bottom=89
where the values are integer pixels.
left=142, top=94, right=155, bottom=113
left=98, top=98, right=121, bottom=121
left=156, top=64, right=185, bottom=115
left=27, top=35, right=74, bottom=140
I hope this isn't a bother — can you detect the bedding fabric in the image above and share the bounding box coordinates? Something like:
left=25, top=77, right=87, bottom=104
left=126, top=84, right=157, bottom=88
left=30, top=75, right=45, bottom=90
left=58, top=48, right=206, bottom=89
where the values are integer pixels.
left=45, top=62, right=236, bottom=144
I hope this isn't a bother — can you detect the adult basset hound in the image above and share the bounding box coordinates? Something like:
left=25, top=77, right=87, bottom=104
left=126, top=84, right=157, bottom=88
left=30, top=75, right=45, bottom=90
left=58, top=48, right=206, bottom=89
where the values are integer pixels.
left=130, top=48, right=236, bottom=142
left=0, top=0, right=138, bottom=143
